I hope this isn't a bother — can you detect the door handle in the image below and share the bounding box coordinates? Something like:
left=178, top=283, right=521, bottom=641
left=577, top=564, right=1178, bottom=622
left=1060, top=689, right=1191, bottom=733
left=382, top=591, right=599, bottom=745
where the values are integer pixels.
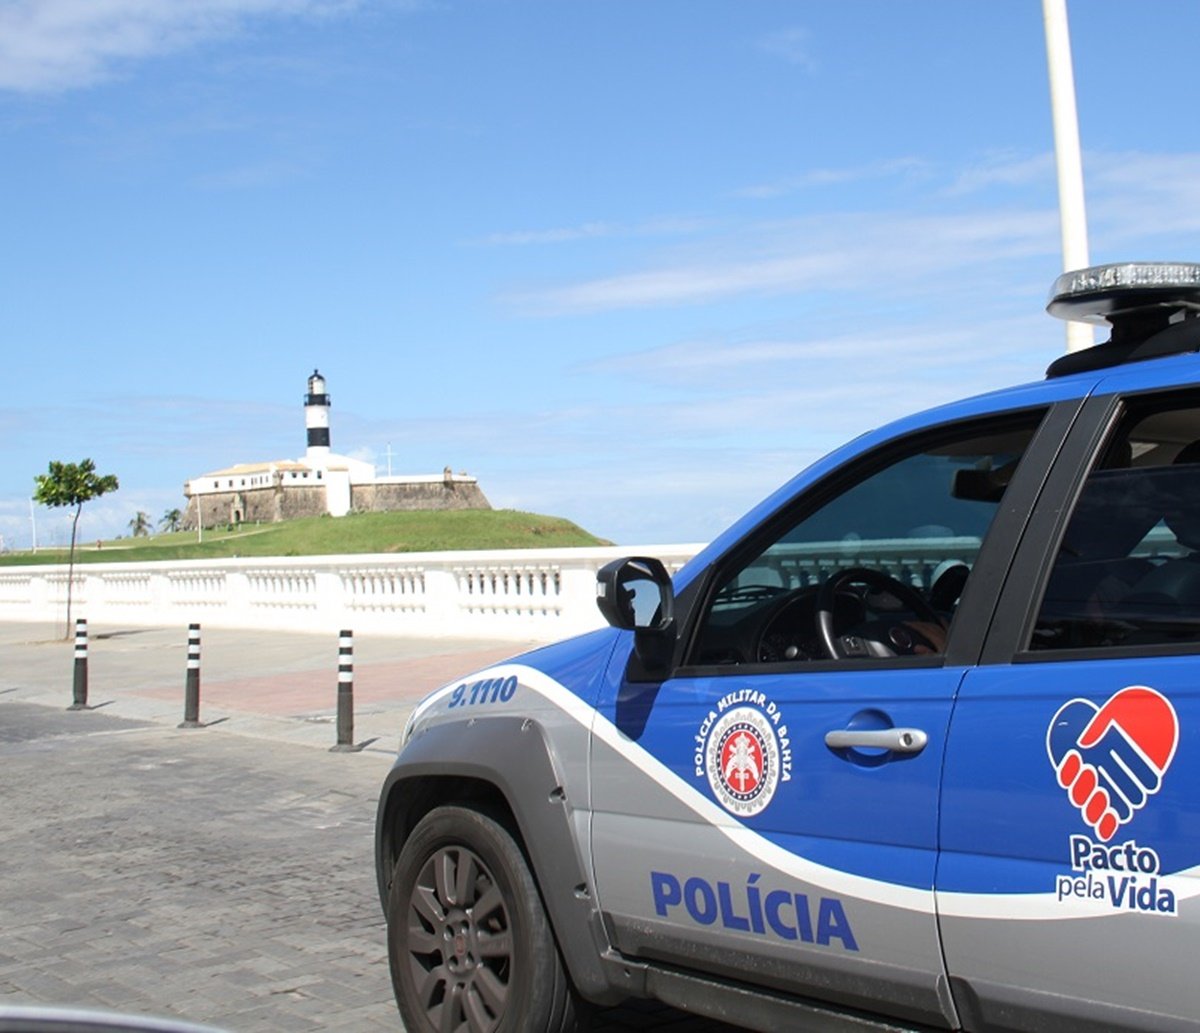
left=824, top=728, right=928, bottom=753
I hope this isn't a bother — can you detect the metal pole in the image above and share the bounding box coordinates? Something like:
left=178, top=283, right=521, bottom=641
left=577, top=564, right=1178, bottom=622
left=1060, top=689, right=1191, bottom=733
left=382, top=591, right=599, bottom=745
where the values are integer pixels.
left=1043, top=0, right=1093, bottom=353
left=179, top=623, right=202, bottom=728
left=68, top=618, right=88, bottom=710
left=331, top=629, right=359, bottom=752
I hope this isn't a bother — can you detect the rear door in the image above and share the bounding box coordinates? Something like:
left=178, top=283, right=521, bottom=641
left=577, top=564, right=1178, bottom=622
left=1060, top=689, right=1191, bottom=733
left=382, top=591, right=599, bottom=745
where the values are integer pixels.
left=939, top=378, right=1200, bottom=1032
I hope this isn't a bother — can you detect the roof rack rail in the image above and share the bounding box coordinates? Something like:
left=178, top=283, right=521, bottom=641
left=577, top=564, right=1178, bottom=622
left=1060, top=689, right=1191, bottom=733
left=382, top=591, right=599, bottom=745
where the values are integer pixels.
left=1045, top=262, right=1200, bottom=379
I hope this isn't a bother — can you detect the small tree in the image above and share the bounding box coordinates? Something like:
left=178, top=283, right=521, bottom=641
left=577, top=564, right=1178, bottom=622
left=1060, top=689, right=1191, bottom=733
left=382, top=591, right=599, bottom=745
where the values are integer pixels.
left=160, top=508, right=183, bottom=533
left=33, top=459, right=119, bottom=637
left=129, top=511, right=152, bottom=537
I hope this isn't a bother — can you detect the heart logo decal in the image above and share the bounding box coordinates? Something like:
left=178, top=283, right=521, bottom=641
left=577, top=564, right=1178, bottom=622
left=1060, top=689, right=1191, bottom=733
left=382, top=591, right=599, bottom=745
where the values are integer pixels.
left=1046, top=686, right=1178, bottom=842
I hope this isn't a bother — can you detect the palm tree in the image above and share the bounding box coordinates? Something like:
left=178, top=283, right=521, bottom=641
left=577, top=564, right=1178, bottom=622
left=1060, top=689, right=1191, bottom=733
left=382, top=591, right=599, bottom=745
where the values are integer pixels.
left=160, top=508, right=183, bottom=533
left=129, top=511, right=152, bottom=538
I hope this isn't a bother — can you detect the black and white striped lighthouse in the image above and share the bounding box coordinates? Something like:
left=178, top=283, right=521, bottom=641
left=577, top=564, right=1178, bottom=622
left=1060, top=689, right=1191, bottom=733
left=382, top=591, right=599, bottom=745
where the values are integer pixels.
left=305, top=369, right=331, bottom=466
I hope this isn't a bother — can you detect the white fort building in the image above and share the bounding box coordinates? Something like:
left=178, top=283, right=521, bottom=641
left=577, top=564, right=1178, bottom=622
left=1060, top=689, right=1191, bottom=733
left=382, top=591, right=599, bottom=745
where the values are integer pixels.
left=182, top=371, right=489, bottom=531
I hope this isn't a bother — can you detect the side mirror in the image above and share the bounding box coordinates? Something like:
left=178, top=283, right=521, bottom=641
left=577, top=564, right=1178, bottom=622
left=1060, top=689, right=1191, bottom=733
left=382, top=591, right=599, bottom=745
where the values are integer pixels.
left=596, top=556, right=674, bottom=631
left=596, top=557, right=677, bottom=675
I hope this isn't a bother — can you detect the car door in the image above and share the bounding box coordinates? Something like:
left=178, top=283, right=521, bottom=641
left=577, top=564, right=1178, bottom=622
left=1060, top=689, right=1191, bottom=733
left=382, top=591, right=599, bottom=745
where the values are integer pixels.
left=939, top=378, right=1200, bottom=1032
left=589, top=404, right=1064, bottom=1029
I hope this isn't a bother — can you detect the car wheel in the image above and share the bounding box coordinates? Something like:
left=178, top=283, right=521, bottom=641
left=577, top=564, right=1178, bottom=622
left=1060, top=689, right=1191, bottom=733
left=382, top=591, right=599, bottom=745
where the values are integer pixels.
left=388, top=804, right=582, bottom=1033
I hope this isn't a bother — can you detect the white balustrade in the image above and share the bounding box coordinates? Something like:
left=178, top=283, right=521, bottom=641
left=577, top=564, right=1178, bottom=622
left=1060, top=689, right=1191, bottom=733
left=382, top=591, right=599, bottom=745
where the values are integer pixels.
left=0, top=573, right=34, bottom=606
left=0, top=546, right=701, bottom=640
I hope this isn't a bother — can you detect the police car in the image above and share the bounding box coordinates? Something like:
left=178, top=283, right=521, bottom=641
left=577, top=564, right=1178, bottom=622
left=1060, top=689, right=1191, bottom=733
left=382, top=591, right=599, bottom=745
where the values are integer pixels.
left=376, top=262, right=1200, bottom=1033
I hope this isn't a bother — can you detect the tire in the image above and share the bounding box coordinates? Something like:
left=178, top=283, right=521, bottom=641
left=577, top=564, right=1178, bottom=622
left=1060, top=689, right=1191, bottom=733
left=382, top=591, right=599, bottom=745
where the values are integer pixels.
left=387, top=804, right=583, bottom=1033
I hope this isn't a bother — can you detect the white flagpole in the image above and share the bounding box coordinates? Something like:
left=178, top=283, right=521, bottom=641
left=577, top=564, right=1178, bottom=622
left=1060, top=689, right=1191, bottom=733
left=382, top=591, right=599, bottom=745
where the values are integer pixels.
left=1043, top=0, right=1094, bottom=353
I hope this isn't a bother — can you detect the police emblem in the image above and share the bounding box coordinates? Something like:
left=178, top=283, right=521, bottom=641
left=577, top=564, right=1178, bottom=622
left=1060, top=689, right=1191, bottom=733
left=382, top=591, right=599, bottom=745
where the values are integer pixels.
left=704, top=706, right=781, bottom=817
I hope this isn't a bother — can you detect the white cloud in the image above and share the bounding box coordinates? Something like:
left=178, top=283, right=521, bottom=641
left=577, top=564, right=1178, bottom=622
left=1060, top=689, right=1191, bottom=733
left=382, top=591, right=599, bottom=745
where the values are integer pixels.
left=509, top=207, right=1058, bottom=314
left=1087, top=151, right=1200, bottom=250
left=479, top=222, right=618, bottom=246
left=588, top=315, right=1050, bottom=388
left=737, top=157, right=930, bottom=200
left=193, top=158, right=309, bottom=189
left=0, top=0, right=376, bottom=93
left=945, top=151, right=1055, bottom=196
left=474, top=216, right=710, bottom=247
left=757, top=27, right=817, bottom=72
left=936, top=148, right=1200, bottom=249
left=514, top=250, right=831, bottom=312
left=505, top=148, right=1200, bottom=317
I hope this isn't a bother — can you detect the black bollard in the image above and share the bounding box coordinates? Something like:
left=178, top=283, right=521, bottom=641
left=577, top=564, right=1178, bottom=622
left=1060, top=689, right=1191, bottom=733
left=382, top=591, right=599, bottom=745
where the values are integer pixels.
left=68, top=618, right=88, bottom=711
left=330, top=629, right=361, bottom=752
left=179, top=623, right=202, bottom=728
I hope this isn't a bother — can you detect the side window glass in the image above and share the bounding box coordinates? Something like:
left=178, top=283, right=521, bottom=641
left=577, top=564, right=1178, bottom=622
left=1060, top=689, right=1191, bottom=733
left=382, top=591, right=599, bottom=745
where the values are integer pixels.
left=1032, top=399, right=1200, bottom=652
left=691, top=415, right=1043, bottom=666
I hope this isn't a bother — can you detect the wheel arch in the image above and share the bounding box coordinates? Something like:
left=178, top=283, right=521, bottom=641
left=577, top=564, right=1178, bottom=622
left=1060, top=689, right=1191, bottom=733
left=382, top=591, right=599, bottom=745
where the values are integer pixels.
left=374, top=716, right=620, bottom=1003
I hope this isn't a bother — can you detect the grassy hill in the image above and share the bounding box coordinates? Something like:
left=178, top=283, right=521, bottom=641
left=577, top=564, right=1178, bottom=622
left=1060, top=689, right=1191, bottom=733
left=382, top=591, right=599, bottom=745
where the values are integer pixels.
left=0, top=510, right=610, bottom=566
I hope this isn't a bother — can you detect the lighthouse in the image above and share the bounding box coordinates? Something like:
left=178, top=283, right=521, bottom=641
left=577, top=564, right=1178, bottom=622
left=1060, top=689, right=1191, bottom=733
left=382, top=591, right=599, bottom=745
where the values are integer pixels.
left=305, top=369, right=331, bottom=467
left=180, top=368, right=490, bottom=531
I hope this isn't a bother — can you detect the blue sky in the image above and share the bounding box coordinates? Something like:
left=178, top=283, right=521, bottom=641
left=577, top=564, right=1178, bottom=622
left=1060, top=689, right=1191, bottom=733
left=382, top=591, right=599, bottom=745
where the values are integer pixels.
left=3, top=0, right=1199, bottom=551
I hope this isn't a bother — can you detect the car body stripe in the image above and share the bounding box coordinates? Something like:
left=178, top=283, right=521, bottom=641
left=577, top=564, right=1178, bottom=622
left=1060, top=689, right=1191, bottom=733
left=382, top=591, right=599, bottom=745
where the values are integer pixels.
left=408, top=663, right=1200, bottom=921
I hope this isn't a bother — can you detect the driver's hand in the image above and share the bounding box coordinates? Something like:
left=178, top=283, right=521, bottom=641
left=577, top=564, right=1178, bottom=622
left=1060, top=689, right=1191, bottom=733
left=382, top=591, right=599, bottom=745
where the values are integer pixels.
left=905, top=621, right=947, bottom=655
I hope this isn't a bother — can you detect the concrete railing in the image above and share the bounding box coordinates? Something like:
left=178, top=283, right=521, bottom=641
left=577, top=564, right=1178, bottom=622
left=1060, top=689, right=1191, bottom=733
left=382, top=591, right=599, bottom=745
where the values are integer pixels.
left=0, top=546, right=703, bottom=641
left=0, top=534, right=1025, bottom=642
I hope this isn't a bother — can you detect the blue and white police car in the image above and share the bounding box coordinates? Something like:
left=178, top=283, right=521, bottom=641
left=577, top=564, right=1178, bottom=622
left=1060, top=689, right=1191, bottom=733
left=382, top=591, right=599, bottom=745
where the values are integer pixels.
left=376, top=262, right=1200, bottom=1032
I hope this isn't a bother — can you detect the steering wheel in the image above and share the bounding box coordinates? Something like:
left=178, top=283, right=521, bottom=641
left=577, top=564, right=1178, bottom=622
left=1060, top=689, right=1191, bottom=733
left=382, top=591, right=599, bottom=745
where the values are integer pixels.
left=816, top=567, right=945, bottom=659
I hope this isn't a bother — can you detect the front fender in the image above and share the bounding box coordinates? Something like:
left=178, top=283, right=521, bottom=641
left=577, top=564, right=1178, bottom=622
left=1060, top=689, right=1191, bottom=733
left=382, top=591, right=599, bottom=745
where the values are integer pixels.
left=374, top=715, right=618, bottom=1002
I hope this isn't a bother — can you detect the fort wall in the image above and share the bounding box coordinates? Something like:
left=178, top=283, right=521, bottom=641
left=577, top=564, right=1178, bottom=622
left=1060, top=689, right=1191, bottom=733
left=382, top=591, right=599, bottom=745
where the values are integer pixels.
left=183, top=481, right=491, bottom=530
left=352, top=481, right=491, bottom=513
left=182, top=486, right=327, bottom=530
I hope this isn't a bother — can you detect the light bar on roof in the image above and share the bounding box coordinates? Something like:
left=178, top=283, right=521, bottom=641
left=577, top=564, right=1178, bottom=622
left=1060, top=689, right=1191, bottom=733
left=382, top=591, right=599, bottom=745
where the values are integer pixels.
left=1048, top=262, right=1200, bottom=324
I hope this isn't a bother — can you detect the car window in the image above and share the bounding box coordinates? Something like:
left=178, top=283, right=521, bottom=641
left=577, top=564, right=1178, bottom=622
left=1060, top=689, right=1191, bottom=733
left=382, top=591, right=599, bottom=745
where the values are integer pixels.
left=690, top=415, right=1044, bottom=666
left=1031, top=397, right=1200, bottom=652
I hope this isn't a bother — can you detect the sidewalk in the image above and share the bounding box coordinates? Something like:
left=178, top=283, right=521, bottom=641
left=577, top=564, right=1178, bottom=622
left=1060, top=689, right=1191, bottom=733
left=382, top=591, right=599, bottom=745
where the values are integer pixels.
left=0, top=621, right=546, bottom=756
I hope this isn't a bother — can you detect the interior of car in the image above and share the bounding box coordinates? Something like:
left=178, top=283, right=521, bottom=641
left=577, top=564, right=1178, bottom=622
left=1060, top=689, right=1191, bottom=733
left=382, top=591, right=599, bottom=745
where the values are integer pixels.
left=689, top=422, right=1041, bottom=666
left=1033, top=404, right=1200, bottom=651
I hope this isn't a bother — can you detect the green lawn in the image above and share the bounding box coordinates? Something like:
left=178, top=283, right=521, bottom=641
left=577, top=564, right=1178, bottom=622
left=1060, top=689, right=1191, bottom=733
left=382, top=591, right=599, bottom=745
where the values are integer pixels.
left=1, top=510, right=610, bottom=566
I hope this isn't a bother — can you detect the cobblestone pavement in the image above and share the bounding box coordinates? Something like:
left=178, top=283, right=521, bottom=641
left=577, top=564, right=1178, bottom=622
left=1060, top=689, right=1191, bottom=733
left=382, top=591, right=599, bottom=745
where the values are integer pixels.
left=0, top=701, right=399, bottom=1031
left=0, top=623, right=745, bottom=1033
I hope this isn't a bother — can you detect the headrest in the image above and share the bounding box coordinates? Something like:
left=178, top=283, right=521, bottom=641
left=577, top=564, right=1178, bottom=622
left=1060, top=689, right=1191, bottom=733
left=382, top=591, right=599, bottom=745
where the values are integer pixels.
left=1164, top=441, right=1200, bottom=550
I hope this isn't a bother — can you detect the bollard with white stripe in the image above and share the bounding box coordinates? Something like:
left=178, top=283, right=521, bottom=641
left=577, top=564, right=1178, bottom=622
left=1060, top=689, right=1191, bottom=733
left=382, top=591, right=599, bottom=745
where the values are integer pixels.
left=68, top=618, right=89, bottom=711
left=179, top=623, right=202, bottom=728
left=330, top=629, right=361, bottom=752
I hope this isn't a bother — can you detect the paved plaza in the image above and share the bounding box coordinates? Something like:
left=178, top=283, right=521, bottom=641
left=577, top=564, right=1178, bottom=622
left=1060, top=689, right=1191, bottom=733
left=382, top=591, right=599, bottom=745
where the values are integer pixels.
left=0, top=622, right=741, bottom=1032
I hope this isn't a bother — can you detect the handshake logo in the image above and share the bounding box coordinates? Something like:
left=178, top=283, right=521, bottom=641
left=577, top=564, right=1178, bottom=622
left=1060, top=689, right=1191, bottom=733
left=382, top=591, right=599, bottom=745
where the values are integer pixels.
left=1047, top=686, right=1178, bottom=842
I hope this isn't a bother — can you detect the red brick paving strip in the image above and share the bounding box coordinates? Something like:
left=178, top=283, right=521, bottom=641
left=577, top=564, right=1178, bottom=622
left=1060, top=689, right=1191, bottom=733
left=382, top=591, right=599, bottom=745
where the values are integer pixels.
left=123, top=645, right=521, bottom=716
